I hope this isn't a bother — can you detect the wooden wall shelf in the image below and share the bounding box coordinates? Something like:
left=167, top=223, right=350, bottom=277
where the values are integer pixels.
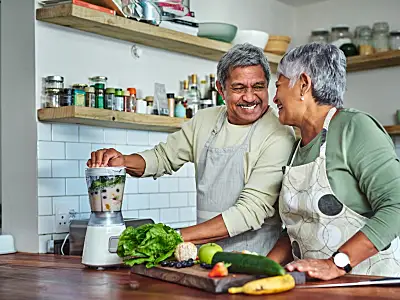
left=35, top=4, right=282, bottom=70
left=347, top=51, right=400, bottom=72
left=37, top=107, right=187, bottom=133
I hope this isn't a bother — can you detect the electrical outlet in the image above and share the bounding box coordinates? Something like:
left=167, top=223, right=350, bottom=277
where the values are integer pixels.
left=54, top=203, right=70, bottom=233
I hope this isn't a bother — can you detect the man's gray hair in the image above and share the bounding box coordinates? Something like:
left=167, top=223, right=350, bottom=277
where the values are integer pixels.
left=277, top=43, right=347, bottom=108
left=217, top=43, right=271, bottom=89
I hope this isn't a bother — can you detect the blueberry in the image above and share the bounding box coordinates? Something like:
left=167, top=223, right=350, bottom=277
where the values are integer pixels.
left=188, top=258, right=194, bottom=263
left=205, top=264, right=213, bottom=269
left=181, top=262, right=188, bottom=268
left=161, top=261, right=168, bottom=267
left=175, top=262, right=182, bottom=269
left=187, top=261, right=194, bottom=267
left=168, top=261, right=176, bottom=267
left=200, top=262, right=207, bottom=268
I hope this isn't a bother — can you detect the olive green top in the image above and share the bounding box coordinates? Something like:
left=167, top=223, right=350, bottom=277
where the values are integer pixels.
left=291, top=108, right=400, bottom=251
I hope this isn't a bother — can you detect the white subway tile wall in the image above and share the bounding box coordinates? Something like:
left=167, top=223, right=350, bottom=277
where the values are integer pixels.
left=37, top=123, right=197, bottom=243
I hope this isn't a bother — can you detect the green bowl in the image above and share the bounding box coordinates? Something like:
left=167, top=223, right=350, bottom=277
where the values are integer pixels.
left=197, top=22, right=238, bottom=43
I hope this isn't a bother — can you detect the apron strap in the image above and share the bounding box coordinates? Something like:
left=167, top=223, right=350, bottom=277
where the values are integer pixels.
left=319, top=107, right=337, bottom=158
left=289, top=140, right=301, bottom=167
left=204, top=108, right=227, bottom=147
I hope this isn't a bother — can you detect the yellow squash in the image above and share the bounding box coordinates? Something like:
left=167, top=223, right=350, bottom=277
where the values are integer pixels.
left=228, top=274, right=295, bottom=295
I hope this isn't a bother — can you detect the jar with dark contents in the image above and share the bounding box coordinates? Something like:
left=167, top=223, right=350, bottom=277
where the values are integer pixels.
left=60, top=88, right=73, bottom=106
left=85, top=86, right=96, bottom=108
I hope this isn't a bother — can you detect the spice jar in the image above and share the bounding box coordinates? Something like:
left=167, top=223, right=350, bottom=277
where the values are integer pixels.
left=167, top=93, right=175, bottom=117
left=44, top=88, right=61, bottom=108
left=89, top=76, right=108, bottom=88
left=127, top=88, right=137, bottom=112
left=105, top=88, right=115, bottom=110
left=60, top=88, right=73, bottom=106
left=71, top=85, right=86, bottom=106
left=45, top=76, right=64, bottom=89
left=114, top=89, right=124, bottom=111
left=174, top=96, right=186, bottom=118
left=145, top=96, right=154, bottom=115
left=124, top=90, right=131, bottom=112
left=85, top=86, right=96, bottom=108
left=372, top=22, right=389, bottom=53
left=330, top=25, right=352, bottom=48
left=200, top=99, right=213, bottom=110
left=353, top=25, right=370, bottom=48
left=358, top=27, right=374, bottom=55
left=309, top=29, right=330, bottom=44
left=95, top=83, right=105, bottom=109
left=389, top=31, right=400, bottom=50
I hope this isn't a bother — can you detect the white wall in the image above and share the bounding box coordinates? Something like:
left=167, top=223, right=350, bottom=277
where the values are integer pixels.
left=293, top=0, right=400, bottom=125
left=34, top=0, right=295, bottom=252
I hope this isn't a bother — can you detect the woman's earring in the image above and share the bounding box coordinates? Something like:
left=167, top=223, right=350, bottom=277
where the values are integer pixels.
left=300, top=94, right=304, bottom=101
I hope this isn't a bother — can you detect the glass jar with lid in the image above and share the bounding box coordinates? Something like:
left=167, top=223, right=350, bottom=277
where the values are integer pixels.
left=44, top=88, right=61, bottom=108
left=330, top=25, right=352, bottom=48
left=389, top=30, right=400, bottom=50
left=145, top=96, right=154, bottom=115
left=354, top=25, right=370, bottom=47
left=372, top=22, right=389, bottom=52
left=89, top=76, right=108, bottom=88
left=309, top=29, right=330, bottom=44
left=45, top=76, right=64, bottom=89
left=358, top=27, right=374, bottom=55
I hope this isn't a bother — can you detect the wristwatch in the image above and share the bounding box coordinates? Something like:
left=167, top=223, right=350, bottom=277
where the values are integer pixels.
left=332, top=251, right=352, bottom=273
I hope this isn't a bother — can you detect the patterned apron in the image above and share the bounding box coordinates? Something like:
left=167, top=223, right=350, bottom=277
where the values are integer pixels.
left=279, top=107, right=400, bottom=276
left=196, top=108, right=281, bottom=255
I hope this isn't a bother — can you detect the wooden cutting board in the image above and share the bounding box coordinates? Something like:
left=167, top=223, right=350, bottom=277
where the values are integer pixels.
left=131, top=264, right=262, bottom=294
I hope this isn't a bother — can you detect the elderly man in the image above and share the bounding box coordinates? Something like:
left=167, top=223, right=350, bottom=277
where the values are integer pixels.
left=87, top=43, right=295, bottom=255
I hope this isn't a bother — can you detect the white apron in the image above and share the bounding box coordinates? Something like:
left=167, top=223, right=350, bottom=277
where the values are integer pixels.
left=279, top=107, right=400, bottom=276
left=196, top=108, right=281, bottom=255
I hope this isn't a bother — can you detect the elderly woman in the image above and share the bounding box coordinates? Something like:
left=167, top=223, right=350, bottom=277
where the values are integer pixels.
left=267, top=43, right=400, bottom=280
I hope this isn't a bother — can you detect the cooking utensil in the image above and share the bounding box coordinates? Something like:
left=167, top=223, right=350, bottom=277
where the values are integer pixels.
left=297, top=277, right=400, bottom=289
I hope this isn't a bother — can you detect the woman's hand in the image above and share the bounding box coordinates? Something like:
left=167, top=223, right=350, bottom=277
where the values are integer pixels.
left=285, top=258, right=345, bottom=281
left=87, top=148, right=125, bottom=168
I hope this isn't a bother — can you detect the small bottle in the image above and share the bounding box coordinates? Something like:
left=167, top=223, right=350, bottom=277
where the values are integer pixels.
left=209, top=74, right=218, bottom=106
left=200, top=79, right=208, bottom=100
left=124, top=90, right=131, bottom=112
left=167, top=93, right=175, bottom=117
left=104, top=88, right=115, bottom=110
left=60, top=88, right=73, bottom=106
left=127, top=88, right=137, bottom=112
left=85, top=86, right=96, bottom=108
left=174, top=96, right=186, bottom=118
left=114, top=89, right=124, bottom=111
left=95, top=83, right=105, bottom=109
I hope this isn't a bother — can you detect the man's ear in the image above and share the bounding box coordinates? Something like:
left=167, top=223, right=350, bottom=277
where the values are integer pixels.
left=216, top=81, right=225, bottom=99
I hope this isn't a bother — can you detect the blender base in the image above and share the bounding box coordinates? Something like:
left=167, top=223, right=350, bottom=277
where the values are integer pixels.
left=81, top=224, right=126, bottom=268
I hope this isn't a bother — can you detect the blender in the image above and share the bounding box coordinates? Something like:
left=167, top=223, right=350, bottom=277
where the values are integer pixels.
left=81, top=167, right=127, bottom=269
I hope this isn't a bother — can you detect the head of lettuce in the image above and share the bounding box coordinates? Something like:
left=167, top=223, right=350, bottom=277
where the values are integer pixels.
left=117, top=223, right=183, bottom=268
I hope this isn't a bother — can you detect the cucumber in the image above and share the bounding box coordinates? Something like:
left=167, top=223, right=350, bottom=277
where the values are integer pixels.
left=211, top=252, right=286, bottom=276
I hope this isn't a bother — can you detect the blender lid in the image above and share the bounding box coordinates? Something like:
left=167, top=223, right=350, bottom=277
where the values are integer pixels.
left=86, top=166, right=126, bottom=176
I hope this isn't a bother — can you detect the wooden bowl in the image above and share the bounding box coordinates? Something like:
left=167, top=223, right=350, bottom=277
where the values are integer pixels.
left=264, top=35, right=291, bottom=55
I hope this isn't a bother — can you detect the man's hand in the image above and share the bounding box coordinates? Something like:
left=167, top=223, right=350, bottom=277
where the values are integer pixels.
left=87, top=148, right=125, bottom=168
left=285, top=258, right=346, bottom=281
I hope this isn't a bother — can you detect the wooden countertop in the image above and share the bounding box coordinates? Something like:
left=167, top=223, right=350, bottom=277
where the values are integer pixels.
left=0, top=253, right=399, bottom=299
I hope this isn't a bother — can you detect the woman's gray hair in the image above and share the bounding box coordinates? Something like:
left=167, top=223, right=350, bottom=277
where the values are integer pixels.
left=277, top=43, right=347, bottom=108
left=217, top=43, right=271, bottom=89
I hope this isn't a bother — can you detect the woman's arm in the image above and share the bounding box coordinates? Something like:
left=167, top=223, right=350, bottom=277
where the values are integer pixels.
left=266, top=234, right=293, bottom=265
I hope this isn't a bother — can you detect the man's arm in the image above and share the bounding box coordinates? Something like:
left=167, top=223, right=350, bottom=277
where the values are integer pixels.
left=266, top=234, right=293, bottom=265
left=182, top=126, right=295, bottom=243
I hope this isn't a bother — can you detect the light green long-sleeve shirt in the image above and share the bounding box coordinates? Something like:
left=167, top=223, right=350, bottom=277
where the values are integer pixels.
left=292, top=108, right=400, bottom=251
left=139, top=106, right=295, bottom=237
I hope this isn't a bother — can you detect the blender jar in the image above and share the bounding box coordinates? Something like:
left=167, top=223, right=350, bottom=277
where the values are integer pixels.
left=85, top=167, right=126, bottom=213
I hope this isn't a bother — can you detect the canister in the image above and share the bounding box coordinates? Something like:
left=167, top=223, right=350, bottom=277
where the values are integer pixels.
left=45, top=76, right=64, bottom=89
left=114, top=89, right=124, bottom=111
left=167, top=93, right=175, bottom=117
left=105, top=88, right=115, bottom=110
left=60, top=88, right=73, bottom=106
left=85, top=86, right=96, bottom=108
